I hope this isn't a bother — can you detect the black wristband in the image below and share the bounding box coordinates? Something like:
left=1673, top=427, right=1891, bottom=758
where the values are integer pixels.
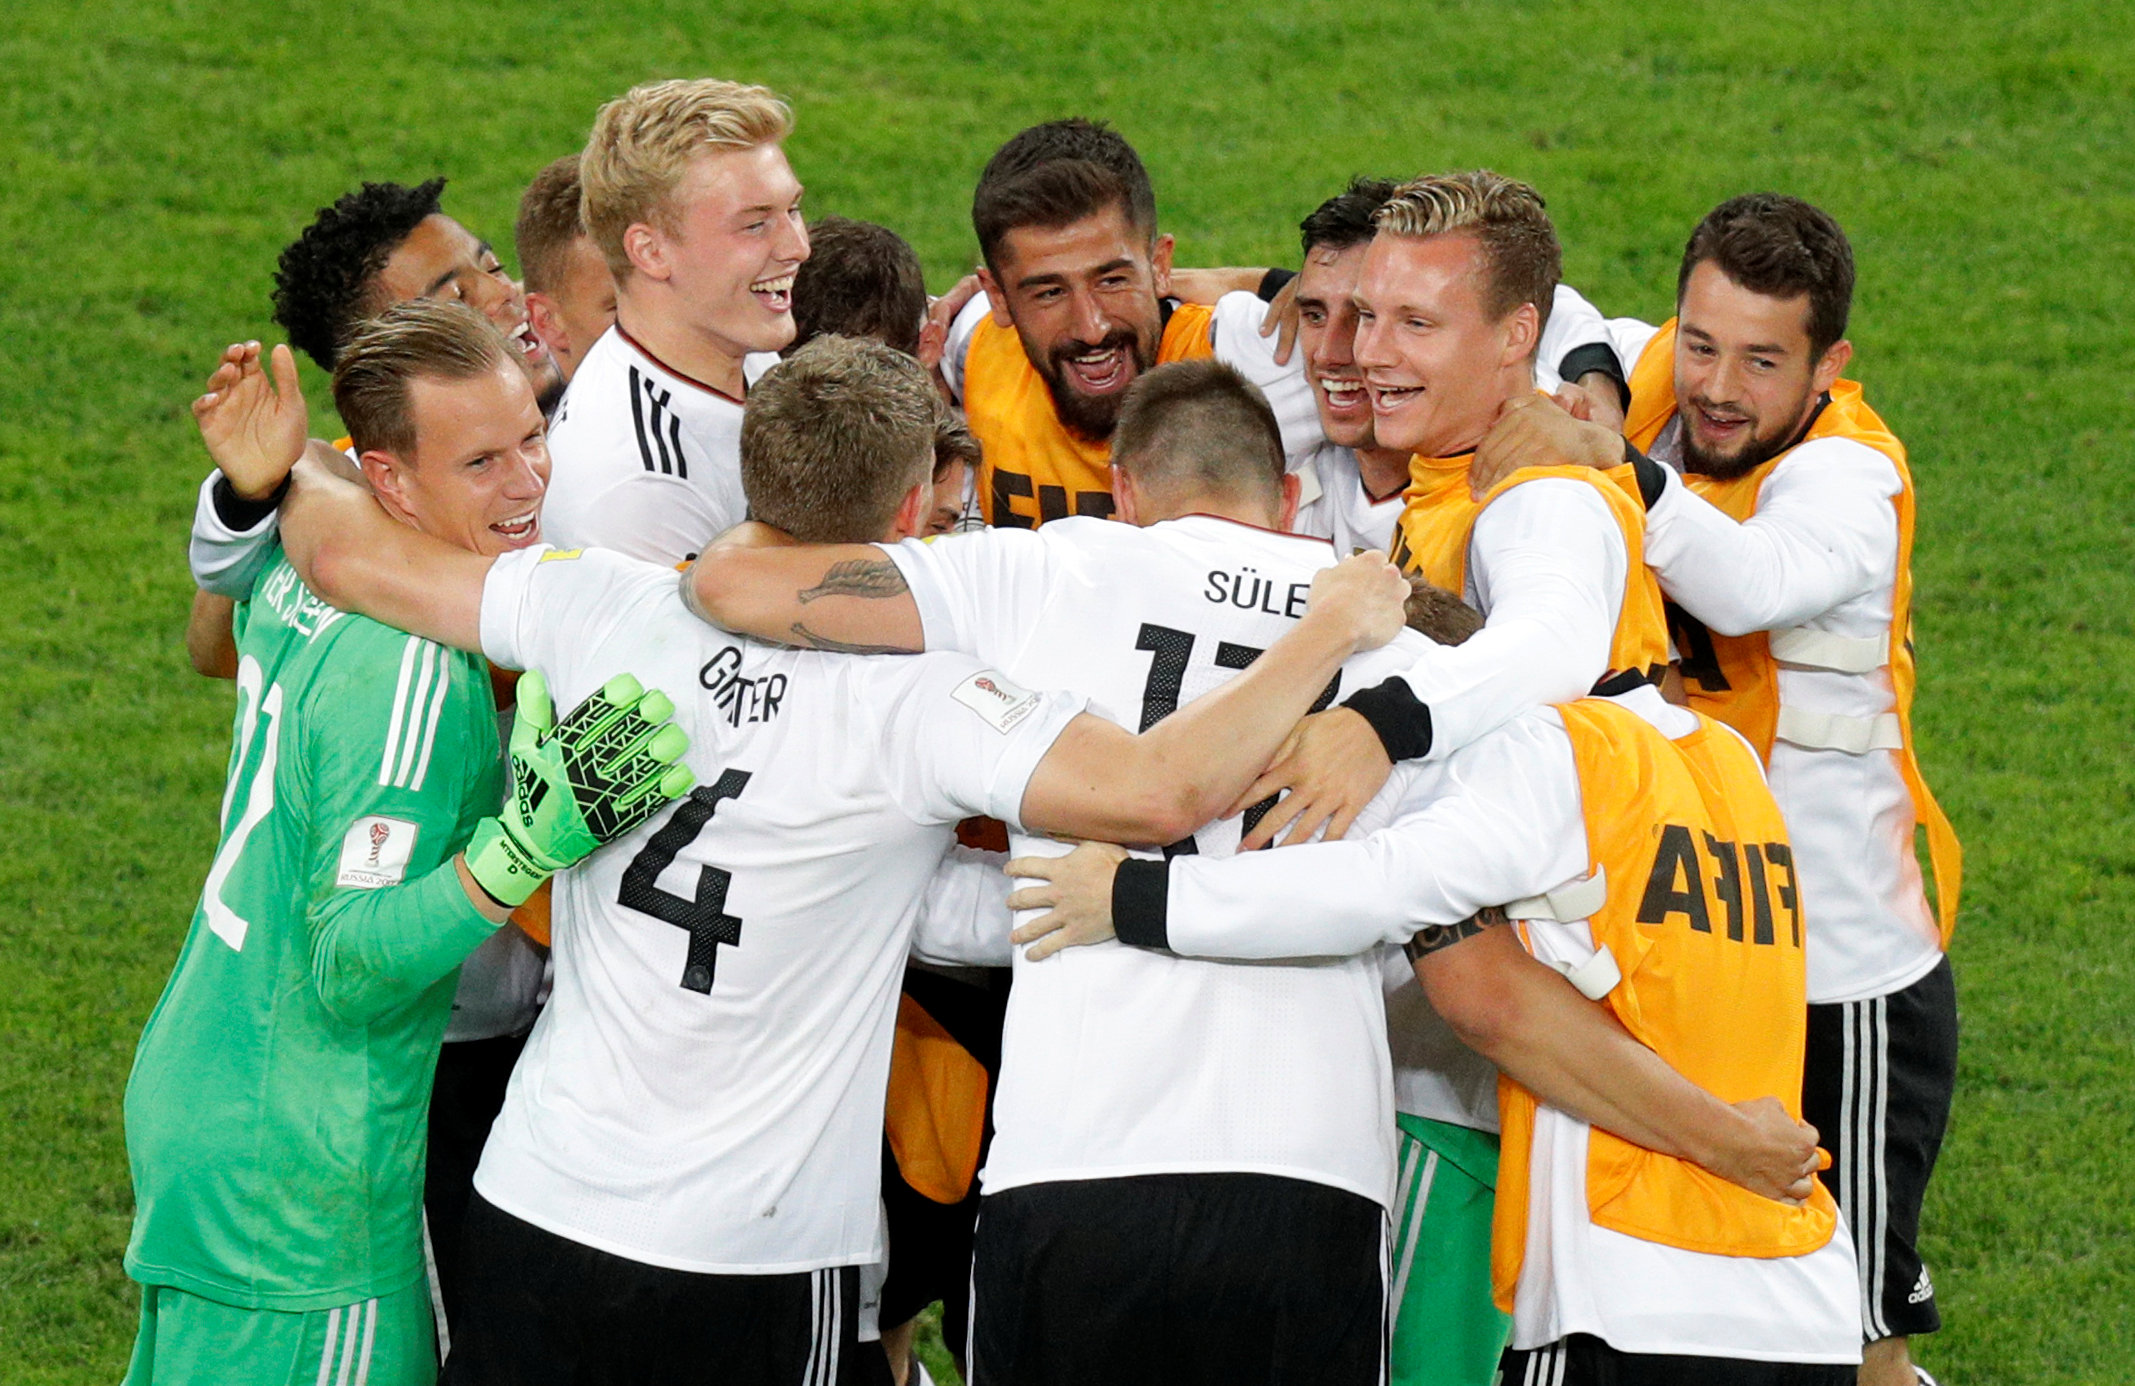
left=1256, top=267, right=1297, bottom=303
left=210, top=471, right=290, bottom=531
left=1111, top=858, right=1173, bottom=950
left=1625, top=440, right=1667, bottom=509
left=1557, top=343, right=1630, bottom=410
left=1339, top=677, right=1434, bottom=763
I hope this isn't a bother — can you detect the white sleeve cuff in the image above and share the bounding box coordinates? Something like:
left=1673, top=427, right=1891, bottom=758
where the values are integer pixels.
left=189, top=471, right=281, bottom=598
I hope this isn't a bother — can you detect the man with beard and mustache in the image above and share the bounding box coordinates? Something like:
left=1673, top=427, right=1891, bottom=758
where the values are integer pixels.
left=1470, top=194, right=1961, bottom=1386
left=939, top=118, right=1300, bottom=528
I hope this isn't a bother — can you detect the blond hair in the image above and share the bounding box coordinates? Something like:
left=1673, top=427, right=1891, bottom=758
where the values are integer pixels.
left=332, top=299, right=514, bottom=458
left=579, top=79, right=794, bottom=279
left=1373, top=170, right=1560, bottom=336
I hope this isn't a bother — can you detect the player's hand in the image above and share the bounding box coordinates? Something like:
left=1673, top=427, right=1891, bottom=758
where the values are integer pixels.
left=924, top=273, right=984, bottom=356
left=194, top=341, right=308, bottom=501
left=1567, top=370, right=1628, bottom=433
left=1006, top=842, right=1129, bottom=961
left=1258, top=273, right=1301, bottom=366
left=1468, top=392, right=1623, bottom=500
left=1704, top=1096, right=1824, bottom=1207
left=1232, top=708, right=1392, bottom=850
left=1304, top=550, right=1410, bottom=653
left=463, top=671, right=695, bottom=907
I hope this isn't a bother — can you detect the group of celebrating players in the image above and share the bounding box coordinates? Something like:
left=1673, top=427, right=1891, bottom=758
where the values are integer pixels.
left=123, top=74, right=1963, bottom=1386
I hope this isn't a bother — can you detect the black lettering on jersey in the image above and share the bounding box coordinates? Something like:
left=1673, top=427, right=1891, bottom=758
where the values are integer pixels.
left=991, top=470, right=1036, bottom=528
left=1134, top=623, right=1195, bottom=732
left=1214, top=641, right=1339, bottom=844
left=619, top=769, right=751, bottom=993
left=628, top=366, right=687, bottom=479
left=1704, top=831, right=1745, bottom=941
left=1666, top=600, right=1731, bottom=693
left=1742, top=843, right=1775, bottom=947
left=1202, top=567, right=1312, bottom=620
left=1637, top=824, right=1712, bottom=933
left=1028, top=483, right=1116, bottom=524
left=1767, top=842, right=1800, bottom=946
left=698, top=645, right=787, bottom=726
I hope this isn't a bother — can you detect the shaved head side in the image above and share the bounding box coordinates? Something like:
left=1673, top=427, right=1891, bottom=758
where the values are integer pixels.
left=1110, top=360, right=1285, bottom=509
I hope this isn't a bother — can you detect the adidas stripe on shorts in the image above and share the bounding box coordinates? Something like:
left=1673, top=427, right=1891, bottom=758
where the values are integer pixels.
left=1801, top=955, right=1958, bottom=1343
left=124, top=1280, right=436, bottom=1386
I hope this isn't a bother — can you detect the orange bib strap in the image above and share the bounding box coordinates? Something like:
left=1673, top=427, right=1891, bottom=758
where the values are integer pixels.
left=967, top=301, right=1214, bottom=528
left=883, top=994, right=990, bottom=1205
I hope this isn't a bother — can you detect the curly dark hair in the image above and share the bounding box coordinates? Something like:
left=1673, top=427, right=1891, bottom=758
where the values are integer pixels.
left=272, top=178, right=447, bottom=370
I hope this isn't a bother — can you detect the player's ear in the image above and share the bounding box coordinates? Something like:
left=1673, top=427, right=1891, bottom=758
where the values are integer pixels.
left=1277, top=471, right=1302, bottom=532
left=1498, top=300, right=1540, bottom=370
left=1110, top=464, right=1139, bottom=526
left=623, top=221, right=670, bottom=283
left=1149, top=233, right=1176, bottom=299
left=976, top=267, right=1013, bottom=327
left=359, top=449, right=416, bottom=521
left=1811, top=338, right=1852, bottom=395
left=525, top=292, right=569, bottom=363
left=889, top=478, right=930, bottom=541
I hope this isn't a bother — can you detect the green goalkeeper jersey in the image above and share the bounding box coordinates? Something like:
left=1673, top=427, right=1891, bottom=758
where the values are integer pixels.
left=124, top=549, right=503, bottom=1311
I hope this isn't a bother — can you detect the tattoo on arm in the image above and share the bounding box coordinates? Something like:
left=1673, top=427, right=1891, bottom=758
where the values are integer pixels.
left=785, top=622, right=911, bottom=656
left=797, top=558, right=909, bottom=605
left=1404, top=904, right=1507, bottom=962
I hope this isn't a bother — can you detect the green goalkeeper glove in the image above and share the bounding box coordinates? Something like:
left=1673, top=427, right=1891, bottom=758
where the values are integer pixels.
left=464, top=670, right=695, bottom=907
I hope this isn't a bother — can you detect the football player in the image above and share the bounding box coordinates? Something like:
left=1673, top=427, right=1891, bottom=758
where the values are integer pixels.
left=266, top=335, right=1410, bottom=1385
left=130, top=301, right=685, bottom=1386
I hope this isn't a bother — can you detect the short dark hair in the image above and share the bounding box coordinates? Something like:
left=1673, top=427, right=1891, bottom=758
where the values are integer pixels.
left=788, top=216, right=928, bottom=358
left=515, top=156, right=589, bottom=296
left=971, top=118, right=1157, bottom=271
left=1404, top=578, right=1483, bottom=646
left=1111, top=360, right=1284, bottom=505
left=1678, top=194, right=1855, bottom=357
left=741, top=335, right=937, bottom=543
left=932, top=401, right=981, bottom=485
left=1300, top=177, right=1399, bottom=257
left=274, top=178, right=447, bottom=370
left=332, top=299, right=515, bottom=459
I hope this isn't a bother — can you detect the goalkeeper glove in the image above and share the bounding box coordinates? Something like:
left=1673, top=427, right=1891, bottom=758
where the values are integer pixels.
left=464, top=670, right=694, bottom=907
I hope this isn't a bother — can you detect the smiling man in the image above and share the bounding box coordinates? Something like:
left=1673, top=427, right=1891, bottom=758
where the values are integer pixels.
left=514, top=156, right=619, bottom=387
left=1477, top=194, right=1963, bottom=1386
left=131, top=301, right=687, bottom=1386
left=940, top=119, right=1292, bottom=528
left=1232, top=171, right=1672, bottom=855
left=273, top=178, right=562, bottom=408
left=537, top=79, right=810, bottom=565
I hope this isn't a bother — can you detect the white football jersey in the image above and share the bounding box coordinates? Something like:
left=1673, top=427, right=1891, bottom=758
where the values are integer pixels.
left=471, top=546, right=1084, bottom=1274
left=1145, top=685, right=1862, bottom=1359
left=540, top=326, right=781, bottom=566
left=1289, top=443, right=1404, bottom=555
left=883, top=514, right=1435, bottom=1208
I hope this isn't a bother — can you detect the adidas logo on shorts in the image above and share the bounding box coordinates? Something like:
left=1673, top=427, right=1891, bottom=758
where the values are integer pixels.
left=1908, top=1267, right=1935, bottom=1304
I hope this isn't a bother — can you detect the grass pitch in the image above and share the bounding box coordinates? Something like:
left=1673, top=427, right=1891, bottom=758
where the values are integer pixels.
left=3, top=2, right=2130, bottom=1381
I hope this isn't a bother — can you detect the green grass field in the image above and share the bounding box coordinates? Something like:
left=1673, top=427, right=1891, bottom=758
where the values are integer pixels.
left=3, top=1, right=2130, bottom=1380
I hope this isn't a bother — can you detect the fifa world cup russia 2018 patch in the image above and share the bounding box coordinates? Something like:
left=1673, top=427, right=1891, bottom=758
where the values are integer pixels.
left=337, top=815, right=420, bottom=889
left=951, top=669, right=1042, bottom=734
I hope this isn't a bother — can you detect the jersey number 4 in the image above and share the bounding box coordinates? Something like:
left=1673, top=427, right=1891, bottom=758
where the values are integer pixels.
left=618, top=769, right=751, bottom=993
left=1135, top=623, right=1337, bottom=855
